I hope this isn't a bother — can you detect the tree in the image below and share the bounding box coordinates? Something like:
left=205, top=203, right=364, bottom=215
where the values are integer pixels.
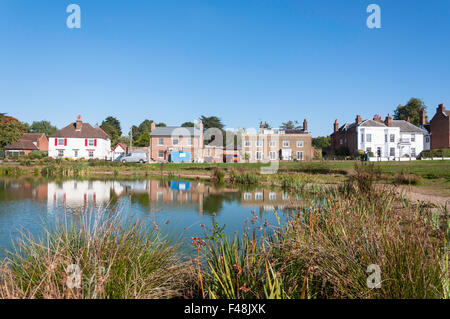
left=200, top=116, right=224, bottom=131
left=138, top=120, right=154, bottom=134
left=262, top=122, right=271, bottom=129
left=30, top=120, right=57, bottom=137
left=312, top=136, right=331, bottom=149
left=101, top=116, right=122, bottom=137
left=0, top=119, right=28, bottom=149
left=280, top=120, right=302, bottom=130
left=156, top=123, right=167, bottom=127
left=181, top=122, right=195, bottom=128
left=101, top=122, right=120, bottom=146
left=135, top=132, right=150, bottom=147
left=393, top=98, right=427, bottom=126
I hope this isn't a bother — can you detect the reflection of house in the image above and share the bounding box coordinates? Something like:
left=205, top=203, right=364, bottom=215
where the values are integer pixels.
left=47, top=181, right=112, bottom=209
left=241, top=121, right=313, bottom=162
left=5, top=133, right=48, bottom=155
left=241, top=189, right=306, bottom=210
left=49, top=116, right=111, bottom=160
left=150, top=122, right=204, bottom=162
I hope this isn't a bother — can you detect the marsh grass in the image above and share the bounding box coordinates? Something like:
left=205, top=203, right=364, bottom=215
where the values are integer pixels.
left=0, top=211, right=193, bottom=299
left=198, top=165, right=449, bottom=299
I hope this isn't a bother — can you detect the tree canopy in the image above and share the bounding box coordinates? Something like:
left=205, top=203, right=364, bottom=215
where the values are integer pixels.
left=200, top=116, right=224, bottom=131
left=181, top=122, right=195, bottom=128
left=29, top=120, right=57, bottom=137
left=312, top=136, right=331, bottom=149
left=0, top=115, right=29, bottom=149
left=101, top=116, right=122, bottom=137
left=393, top=98, right=427, bottom=126
left=280, top=120, right=302, bottom=130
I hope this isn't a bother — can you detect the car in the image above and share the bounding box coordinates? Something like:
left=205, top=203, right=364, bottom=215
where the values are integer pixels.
left=121, top=152, right=147, bottom=163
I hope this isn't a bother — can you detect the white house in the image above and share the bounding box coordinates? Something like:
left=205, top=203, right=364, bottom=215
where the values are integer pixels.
left=357, top=115, right=428, bottom=161
left=49, top=116, right=112, bottom=160
left=112, top=143, right=126, bottom=161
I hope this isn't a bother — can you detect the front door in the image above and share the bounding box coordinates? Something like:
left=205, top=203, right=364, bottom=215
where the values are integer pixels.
left=281, top=149, right=292, bottom=161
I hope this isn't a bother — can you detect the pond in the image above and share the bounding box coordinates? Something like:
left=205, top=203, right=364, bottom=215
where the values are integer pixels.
left=0, top=178, right=317, bottom=257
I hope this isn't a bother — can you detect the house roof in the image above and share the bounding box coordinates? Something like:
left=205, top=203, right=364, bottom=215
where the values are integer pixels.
left=113, top=143, right=127, bottom=151
left=50, top=122, right=110, bottom=139
left=283, top=129, right=308, bottom=134
left=5, top=133, right=45, bottom=151
left=391, top=120, right=427, bottom=133
left=150, top=126, right=201, bottom=137
left=360, top=120, right=386, bottom=127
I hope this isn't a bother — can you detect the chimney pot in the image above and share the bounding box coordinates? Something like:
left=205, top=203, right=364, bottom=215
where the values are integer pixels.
left=260, top=121, right=263, bottom=134
left=419, top=108, right=426, bottom=126
left=355, top=115, right=362, bottom=124
left=437, top=103, right=445, bottom=112
left=334, top=120, right=339, bottom=133
left=75, top=115, right=83, bottom=131
left=150, top=121, right=156, bottom=131
left=303, top=119, right=308, bottom=132
left=384, top=114, right=392, bottom=127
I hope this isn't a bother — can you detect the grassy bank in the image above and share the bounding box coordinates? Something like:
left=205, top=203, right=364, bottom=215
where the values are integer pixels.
left=1, top=164, right=448, bottom=299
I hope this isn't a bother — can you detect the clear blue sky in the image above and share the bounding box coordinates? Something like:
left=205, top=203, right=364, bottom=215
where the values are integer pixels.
left=1, top=0, right=449, bottom=137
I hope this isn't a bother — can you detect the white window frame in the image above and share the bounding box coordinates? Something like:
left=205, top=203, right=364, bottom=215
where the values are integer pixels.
left=158, top=138, right=164, bottom=146
left=296, top=151, right=304, bottom=161
left=256, top=140, right=263, bottom=148
left=269, top=140, right=278, bottom=148
left=411, top=134, right=415, bottom=142
left=269, top=151, right=277, bottom=160
left=366, top=134, right=372, bottom=143
left=88, top=151, right=94, bottom=158
left=255, top=151, right=263, bottom=161
left=172, top=137, right=179, bottom=146
left=88, top=139, right=95, bottom=146
left=58, top=138, right=65, bottom=146
left=187, top=138, right=193, bottom=146
left=282, top=140, right=290, bottom=147
left=390, top=134, right=395, bottom=143
left=255, top=192, right=263, bottom=200
left=244, top=140, right=251, bottom=147
left=244, top=193, right=252, bottom=201
left=74, top=150, right=78, bottom=158
left=296, top=140, right=304, bottom=147
left=158, top=150, right=164, bottom=158
left=58, top=150, right=64, bottom=157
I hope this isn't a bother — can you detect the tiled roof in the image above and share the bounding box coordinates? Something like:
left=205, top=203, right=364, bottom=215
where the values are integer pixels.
left=150, top=126, right=201, bottom=137
left=50, top=122, right=110, bottom=139
left=391, top=120, right=427, bottom=133
left=5, top=140, right=39, bottom=151
left=360, top=120, right=386, bottom=127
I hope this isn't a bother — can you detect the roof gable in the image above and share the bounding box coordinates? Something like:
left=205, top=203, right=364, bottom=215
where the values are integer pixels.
left=50, top=122, right=110, bottom=139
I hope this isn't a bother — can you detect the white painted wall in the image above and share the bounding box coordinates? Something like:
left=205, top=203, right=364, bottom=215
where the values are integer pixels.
left=357, top=126, right=425, bottom=159
left=49, top=137, right=111, bottom=160
left=112, top=145, right=126, bottom=161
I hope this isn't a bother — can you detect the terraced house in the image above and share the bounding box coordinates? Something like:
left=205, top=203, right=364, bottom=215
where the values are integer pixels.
left=241, top=120, right=313, bottom=162
left=49, top=116, right=112, bottom=160
left=331, top=114, right=429, bottom=160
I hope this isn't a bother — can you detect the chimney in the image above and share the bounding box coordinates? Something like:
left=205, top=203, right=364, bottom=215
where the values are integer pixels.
left=419, top=108, right=426, bottom=126
left=355, top=115, right=362, bottom=124
left=406, top=116, right=410, bottom=123
left=303, top=119, right=308, bottom=132
left=437, top=103, right=445, bottom=113
left=260, top=121, right=263, bottom=134
left=75, top=115, right=82, bottom=131
left=373, top=114, right=382, bottom=122
left=384, top=114, right=392, bottom=127
left=334, top=120, right=339, bottom=133
left=151, top=121, right=156, bottom=131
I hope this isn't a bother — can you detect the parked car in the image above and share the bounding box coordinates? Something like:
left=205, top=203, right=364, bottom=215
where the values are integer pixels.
left=120, top=152, right=147, bottom=163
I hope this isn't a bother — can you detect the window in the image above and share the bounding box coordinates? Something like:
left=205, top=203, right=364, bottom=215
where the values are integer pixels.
left=390, top=148, right=395, bottom=157
left=255, top=151, right=263, bottom=160
left=282, top=140, right=290, bottom=147
left=411, top=148, right=416, bottom=157
left=385, top=135, right=388, bottom=143
left=426, top=137, right=430, bottom=143
left=269, top=192, right=276, bottom=200
left=158, top=138, right=164, bottom=146
left=411, top=134, right=415, bottom=142
left=244, top=140, right=251, bottom=147
left=339, top=139, right=343, bottom=145
left=256, top=140, right=263, bottom=148
left=269, top=151, right=277, bottom=160
left=172, top=138, right=179, bottom=146
left=255, top=192, right=263, bottom=200
left=88, top=139, right=95, bottom=146
left=296, top=151, right=304, bottom=161
left=361, top=134, right=364, bottom=143
left=187, top=138, right=193, bottom=146
left=58, top=150, right=64, bottom=157
left=390, top=134, right=395, bottom=142
left=366, top=147, right=372, bottom=153
left=74, top=150, right=78, bottom=158
left=244, top=193, right=252, bottom=201
left=296, top=140, right=304, bottom=147
left=157, top=192, right=163, bottom=201
left=366, top=134, right=372, bottom=143
left=58, top=139, right=65, bottom=146
left=158, top=150, right=164, bottom=158
left=269, top=140, right=278, bottom=147
left=88, top=151, right=94, bottom=158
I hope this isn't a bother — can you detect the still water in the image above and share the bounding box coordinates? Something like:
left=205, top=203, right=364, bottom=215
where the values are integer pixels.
left=0, top=178, right=312, bottom=255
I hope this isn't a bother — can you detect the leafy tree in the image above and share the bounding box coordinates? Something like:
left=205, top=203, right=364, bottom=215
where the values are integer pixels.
left=280, top=120, right=302, bottom=130
left=393, top=98, right=427, bottom=126
left=156, top=123, right=167, bottom=127
left=0, top=119, right=28, bottom=149
left=138, top=120, right=154, bottom=134
left=101, top=116, right=122, bottom=137
left=29, top=120, right=57, bottom=137
left=181, top=122, right=195, bottom=128
left=200, top=116, right=224, bottom=131
left=262, top=122, right=271, bottom=129
left=312, top=136, right=331, bottom=149
left=135, top=132, right=150, bottom=147
left=101, top=122, right=121, bottom=146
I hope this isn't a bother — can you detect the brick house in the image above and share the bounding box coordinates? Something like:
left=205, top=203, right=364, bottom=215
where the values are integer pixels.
left=241, top=120, right=313, bottom=162
left=331, top=114, right=428, bottom=159
left=430, top=104, right=450, bottom=149
left=5, top=133, right=48, bottom=155
left=149, top=122, right=204, bottom=162
left=49, top=116, right=111, bottom=160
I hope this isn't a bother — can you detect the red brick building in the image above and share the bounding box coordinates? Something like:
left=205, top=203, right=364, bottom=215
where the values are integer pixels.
left=430, top=103, right=450, bottom=149
left=5, top=133, right=48, bottom=155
